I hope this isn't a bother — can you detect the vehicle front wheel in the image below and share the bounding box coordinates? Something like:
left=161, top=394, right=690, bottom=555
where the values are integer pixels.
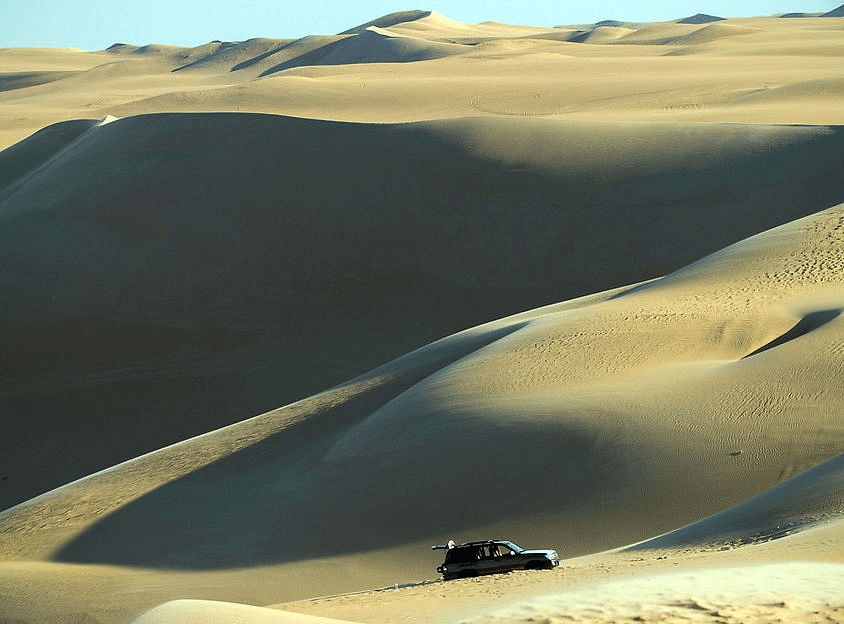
left=525, top=561, right=555, bottom=571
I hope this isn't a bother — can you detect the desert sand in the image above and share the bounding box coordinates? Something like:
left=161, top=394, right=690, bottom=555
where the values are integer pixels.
left=1, top=7, right=844, bottom=624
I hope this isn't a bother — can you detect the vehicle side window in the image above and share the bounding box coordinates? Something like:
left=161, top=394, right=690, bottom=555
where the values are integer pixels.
left=445, top=547, right=477, bottom=564
left=495, top=544, right=512, bottom=556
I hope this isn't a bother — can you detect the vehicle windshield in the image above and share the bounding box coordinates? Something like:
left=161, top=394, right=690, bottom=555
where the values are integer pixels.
left=498, top=541, right=523, bottom=554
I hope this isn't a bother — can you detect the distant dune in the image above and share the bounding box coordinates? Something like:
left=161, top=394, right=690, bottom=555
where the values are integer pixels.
left=1, top=8, right=844, bottom=624
left=262, top=26, right=468, bottom=73
left=567, top=25, right=636, bottom=43
left=172, top=38, right=296, bottom=73
left=339, top=9, right=434, bottom=35
left=676, top=13, right=725, bottom=24
left=669, top=22, right=761, bottom=45
left=824, top=2, right=844, bottom=16
left=3, top=12, right=844, bottom=147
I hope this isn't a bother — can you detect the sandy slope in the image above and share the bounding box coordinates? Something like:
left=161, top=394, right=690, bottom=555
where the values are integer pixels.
left=2, top=8, right=844, bottom=624
left=2, top=201, right=843, bottom=621
left=3, top=114, right=843, bottom=511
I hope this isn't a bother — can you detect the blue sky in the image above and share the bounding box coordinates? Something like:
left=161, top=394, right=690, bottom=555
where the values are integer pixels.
left=4, top=0, right=839, bottom=50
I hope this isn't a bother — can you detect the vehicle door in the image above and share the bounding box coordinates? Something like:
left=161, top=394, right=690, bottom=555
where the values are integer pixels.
left=445, top=546, right=480, bottom=576
left=490, top=542, right=524, bottom=573
left=473, top=544, right=514, bottom=575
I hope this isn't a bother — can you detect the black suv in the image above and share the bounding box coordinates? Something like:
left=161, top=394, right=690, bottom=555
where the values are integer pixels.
left=432, top=539, right=560, bottom=580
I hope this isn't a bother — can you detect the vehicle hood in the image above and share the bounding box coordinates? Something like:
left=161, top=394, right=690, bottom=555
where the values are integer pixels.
left=521, top=549, right=557, bottom=557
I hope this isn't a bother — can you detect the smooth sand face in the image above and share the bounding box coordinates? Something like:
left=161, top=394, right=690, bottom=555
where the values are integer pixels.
left=1, top=9, right=844, bottom=624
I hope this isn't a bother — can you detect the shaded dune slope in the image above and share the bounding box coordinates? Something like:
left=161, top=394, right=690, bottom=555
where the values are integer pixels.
left=316, top=27, right=468, bottom=65
left=138, top=12, right=469, bottom=77
left=0, top=321, right=528, bottom=564
left=0, top=70, right=77, bottom=93
left=1, top=114, right=844, bottom=512
left=339, top=10, right=434, bottom=35
left=261, top=27, right=467, bottom=74
left=255, top=36, right=349, bottom=76
left=629, top=451, right=844, bottom=551
left=0, top=117, right=99, bottom=191
left=172, top=38, right=296, bottom=74
left=1, top=200, right=843, bottom=581
left=743, top=309, right=841, bottom=358
left=104, top=41, right=226, bottom=68
left=676, top=13, right=725, bottom=24
left=824, top=3, right=844, bottom=17
left=566, top=26, right=636, bottom=44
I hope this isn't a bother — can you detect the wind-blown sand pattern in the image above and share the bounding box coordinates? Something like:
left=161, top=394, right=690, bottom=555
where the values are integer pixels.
left=1, top=8, right=844, bottom=624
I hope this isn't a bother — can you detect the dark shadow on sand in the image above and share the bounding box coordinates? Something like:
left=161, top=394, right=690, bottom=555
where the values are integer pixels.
left=743, top=309, right=841, bottom=358
left=53, top=322, right=596, bottom=569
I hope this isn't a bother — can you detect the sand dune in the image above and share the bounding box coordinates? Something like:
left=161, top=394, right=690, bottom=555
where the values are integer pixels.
left=629, top=452, right=844, bottom=550
left=339, top=10, right=434, bottom=35
left=0, top=46, right=108, bottom=71
left=676, top=13, right=725, bottom=24
left=824, top=3, right=844, bottom=16
left=133, top=600, right=356, bottom=624
left=384, top=11, right=557, bottom=40
left=0, top=70, right=77, bottom=92
left=464, top=562, right=844, bottom=623
left=2, top=115, right=843, bottom=511
left=0, top=117, right=99, bottom=190
left=320, top=27, right=468, bottom=64
left=613, top=22, right=700, bottom=44
left=3, top=199, right=841, bottom=620
left=3, top=14, right=844, bottom=147
left=733, top=76, right=844, bottom=104
left=264, top=27, right=468, bottom=72
left=567, top=26, right=636, bottom=44
left=172, top=38, right=296, bottom=74
left=255, top=35, right=349, bottom=75
left=2, top=9, right=844, bottom=624
left=669, top=22, right=762, bottom=45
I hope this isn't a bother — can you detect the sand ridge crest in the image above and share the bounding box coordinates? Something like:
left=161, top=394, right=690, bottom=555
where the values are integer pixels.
left=171, top=38, right=297, bottom=74
left=132, top=600, right=357, bottom=624
left=338, top=10, right=435, bottom=35
left=668, top=22, right=764, bottom=45
left=305, top=25, right=470, bottom=66
left=823, top=2, right=844, bottom=17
